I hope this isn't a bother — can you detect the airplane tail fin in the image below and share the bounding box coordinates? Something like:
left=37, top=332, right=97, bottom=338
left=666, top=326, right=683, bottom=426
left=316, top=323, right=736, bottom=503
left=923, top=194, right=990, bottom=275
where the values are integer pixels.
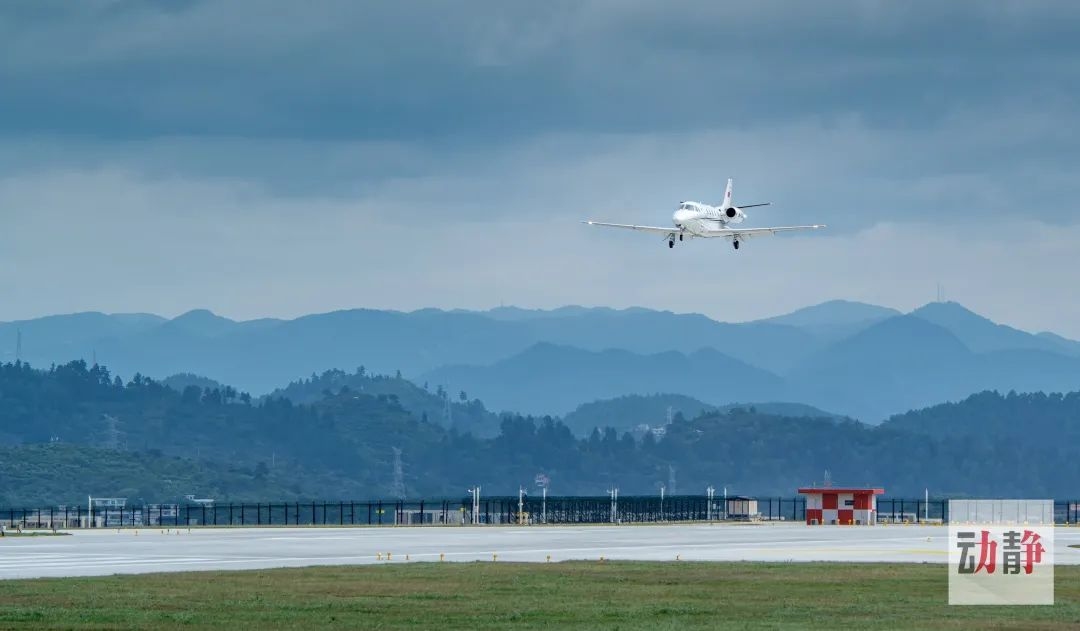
left=721, top=178, right=734, bottom=209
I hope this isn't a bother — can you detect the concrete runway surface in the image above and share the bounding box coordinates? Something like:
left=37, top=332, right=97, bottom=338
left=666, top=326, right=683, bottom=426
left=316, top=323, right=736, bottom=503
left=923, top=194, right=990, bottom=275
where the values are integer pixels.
left=3, top=523, right=1079, bottom=580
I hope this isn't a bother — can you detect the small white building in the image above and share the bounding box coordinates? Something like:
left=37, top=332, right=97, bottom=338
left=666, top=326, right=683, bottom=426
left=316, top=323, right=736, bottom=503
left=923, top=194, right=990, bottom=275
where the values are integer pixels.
left=725, top=496, right=759, bottom=520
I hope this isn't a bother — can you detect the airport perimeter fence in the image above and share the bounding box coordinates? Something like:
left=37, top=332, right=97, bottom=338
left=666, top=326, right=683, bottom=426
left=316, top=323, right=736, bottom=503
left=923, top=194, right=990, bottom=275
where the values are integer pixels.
left=4, top=497, right=1080, bottom=530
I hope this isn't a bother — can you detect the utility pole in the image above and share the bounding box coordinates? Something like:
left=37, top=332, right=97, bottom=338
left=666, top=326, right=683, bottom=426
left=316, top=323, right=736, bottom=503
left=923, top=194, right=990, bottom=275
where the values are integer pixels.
left=518, top=486, right=525, bottom=525
left=707, top=486, right=715, bottom=521
left=608, top=487, right=619, bottom=524
left=660, top=484, right=665, bottom=522
left=723, top=486, right=728, bottom=520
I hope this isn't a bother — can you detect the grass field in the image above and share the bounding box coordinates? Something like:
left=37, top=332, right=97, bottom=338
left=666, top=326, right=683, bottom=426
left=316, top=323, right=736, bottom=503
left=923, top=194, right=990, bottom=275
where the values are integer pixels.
left=1, top=562, right=1078, bottom=630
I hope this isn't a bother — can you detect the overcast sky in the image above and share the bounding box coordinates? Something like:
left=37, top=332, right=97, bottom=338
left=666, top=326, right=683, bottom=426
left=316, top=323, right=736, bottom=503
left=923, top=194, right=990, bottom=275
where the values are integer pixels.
left=2, top=1, right=1079, bottom=335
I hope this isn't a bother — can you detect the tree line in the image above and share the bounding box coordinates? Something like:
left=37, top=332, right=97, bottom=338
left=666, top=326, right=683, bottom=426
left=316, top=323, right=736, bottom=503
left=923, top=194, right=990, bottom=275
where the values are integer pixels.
left=1, top=360, right=1078, bottom=506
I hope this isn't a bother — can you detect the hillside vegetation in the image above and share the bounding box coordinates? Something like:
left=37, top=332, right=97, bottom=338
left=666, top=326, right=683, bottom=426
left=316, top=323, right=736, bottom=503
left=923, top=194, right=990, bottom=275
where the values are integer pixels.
left=2, top=360, right=1080, bottom=505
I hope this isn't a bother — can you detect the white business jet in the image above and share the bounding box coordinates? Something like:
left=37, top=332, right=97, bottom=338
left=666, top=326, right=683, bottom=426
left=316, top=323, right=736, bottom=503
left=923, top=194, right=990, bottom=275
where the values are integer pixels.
left=584, top=178, right=825, bottom=250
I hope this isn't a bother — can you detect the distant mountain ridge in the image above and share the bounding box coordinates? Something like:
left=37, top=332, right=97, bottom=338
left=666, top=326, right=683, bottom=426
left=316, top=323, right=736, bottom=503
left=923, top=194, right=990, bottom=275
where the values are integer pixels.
left=763, top=299, right=900, bottom=327
left=3, top=300, right=1079, bottom=423
left=419, top=343, right=783, bottom=416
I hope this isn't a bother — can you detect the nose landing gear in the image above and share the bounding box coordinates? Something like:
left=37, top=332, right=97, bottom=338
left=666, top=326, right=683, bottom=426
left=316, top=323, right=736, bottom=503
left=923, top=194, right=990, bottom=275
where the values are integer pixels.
left=733, top=240, right=740, bottom=250
left=668, top=240, right=674, bottom=249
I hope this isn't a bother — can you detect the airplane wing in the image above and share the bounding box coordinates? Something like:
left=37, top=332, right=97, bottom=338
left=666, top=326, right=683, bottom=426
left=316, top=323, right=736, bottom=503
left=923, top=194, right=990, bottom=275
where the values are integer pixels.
left=706, top=225, right=826, bottom=239
left=582, top=221, right=677, bottom=235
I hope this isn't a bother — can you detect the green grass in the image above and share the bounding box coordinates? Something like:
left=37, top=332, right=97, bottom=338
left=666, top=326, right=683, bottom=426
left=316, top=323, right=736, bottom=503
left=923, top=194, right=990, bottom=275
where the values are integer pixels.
left=0, top=562, right=1078, bottom=630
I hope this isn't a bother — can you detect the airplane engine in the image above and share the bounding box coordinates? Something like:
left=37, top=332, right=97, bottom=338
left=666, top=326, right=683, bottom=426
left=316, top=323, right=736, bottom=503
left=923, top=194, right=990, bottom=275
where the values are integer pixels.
left=724, top=207, right=745, bottom=222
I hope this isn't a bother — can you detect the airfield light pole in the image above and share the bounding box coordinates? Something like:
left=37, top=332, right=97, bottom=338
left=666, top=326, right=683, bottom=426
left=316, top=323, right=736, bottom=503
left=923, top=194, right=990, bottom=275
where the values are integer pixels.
left=707, top=486, right=715, bottom=521
left=518, top=486, right=525, bottom=525
left=535, top=474, right=550, bottom=524
left=608, top=487, right=619, bottom=524
left=723, top=486, right=727, bottom=520
left=924, top=488, right=929, bottom=523
left=468, top=486, right=481, bottom=525
left=660, top=485, right=665, bottom=522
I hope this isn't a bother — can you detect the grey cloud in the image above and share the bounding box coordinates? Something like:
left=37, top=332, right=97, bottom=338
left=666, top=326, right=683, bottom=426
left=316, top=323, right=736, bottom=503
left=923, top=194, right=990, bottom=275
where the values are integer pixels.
left=1, top=1, right=1078, bottom=335
left=2, top=112, right=1077, bottom=228
left=3, top=165, right=1080, bottom=339
left=2, top=1, right=1078, bottom=141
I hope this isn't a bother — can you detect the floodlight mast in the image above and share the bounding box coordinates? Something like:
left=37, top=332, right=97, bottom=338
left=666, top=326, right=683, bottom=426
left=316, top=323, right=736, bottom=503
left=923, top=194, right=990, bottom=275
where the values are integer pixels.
left=534, top=473, right=550, bottom=524
left=468, top=486, right=481, bottom=525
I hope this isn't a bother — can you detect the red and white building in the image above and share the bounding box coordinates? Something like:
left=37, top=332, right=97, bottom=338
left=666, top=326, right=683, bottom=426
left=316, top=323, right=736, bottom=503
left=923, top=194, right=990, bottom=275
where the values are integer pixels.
left=799, top=487, right=885, bottom=525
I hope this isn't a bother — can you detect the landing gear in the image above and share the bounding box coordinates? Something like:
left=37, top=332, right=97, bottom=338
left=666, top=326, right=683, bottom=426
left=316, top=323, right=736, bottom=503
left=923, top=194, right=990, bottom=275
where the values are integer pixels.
left=679, top=234, right=683, bottom=241
left=668, top=240, right=674, bottom=249
left=733, top=240, right=740, bottom=250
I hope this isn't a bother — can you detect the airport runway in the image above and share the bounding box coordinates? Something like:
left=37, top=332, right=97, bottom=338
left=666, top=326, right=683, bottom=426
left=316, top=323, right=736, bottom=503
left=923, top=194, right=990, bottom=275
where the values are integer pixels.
left=3, top=523, right=1079, bottom=580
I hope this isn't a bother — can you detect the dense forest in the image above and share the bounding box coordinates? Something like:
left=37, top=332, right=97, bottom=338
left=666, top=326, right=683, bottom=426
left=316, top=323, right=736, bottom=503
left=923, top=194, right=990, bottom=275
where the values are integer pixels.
left=267, top=367, right=501, bottom=437
left=1, top=360, right=1079, bottom=506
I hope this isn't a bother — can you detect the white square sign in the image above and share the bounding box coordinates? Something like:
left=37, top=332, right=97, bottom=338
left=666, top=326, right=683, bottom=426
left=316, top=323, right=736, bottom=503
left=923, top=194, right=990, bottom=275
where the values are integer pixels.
left=948, top=500, right=1054, bottom=605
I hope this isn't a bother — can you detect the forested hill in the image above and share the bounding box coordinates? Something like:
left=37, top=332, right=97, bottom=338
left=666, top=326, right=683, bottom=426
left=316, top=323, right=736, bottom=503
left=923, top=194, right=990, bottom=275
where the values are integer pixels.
left=266, top=368, right=501, bottom=437
left=0, top=360, right=456, bottom=503
left=2, top=361, right=1080, bottom=506
left=880, top=390, right=1080, bottom=441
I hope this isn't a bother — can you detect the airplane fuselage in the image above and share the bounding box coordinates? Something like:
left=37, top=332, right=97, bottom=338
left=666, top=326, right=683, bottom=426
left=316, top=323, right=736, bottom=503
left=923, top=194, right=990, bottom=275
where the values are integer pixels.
left=672, top=201, right=744, bottom=237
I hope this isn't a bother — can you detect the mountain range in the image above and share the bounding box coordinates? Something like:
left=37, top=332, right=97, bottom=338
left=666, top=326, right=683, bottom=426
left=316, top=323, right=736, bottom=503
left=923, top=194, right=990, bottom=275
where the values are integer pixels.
left=4, top=300, right=1080, bottom=422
